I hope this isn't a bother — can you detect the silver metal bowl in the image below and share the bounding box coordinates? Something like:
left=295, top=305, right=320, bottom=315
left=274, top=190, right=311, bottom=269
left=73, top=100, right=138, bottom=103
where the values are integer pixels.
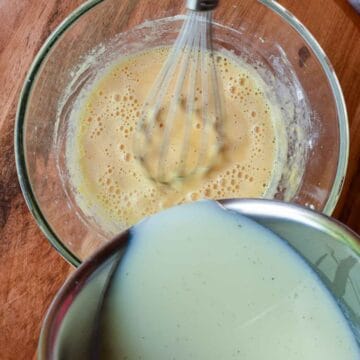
left=38, top=199, right=360, bottom=359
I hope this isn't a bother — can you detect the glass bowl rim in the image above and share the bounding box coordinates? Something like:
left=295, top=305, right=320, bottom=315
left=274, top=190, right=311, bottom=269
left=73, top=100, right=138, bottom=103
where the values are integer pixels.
left=14, top=0, right=349, bottom=267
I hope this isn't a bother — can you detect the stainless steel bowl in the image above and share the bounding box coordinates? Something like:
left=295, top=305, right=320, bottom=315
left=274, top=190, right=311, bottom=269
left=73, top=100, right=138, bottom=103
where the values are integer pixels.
left=38, top=199, right=360, bottom=358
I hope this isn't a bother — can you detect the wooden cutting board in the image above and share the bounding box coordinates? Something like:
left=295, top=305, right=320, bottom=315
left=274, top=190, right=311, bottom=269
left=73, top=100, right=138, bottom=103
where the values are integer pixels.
left=0, top=1, right=359, bottom=359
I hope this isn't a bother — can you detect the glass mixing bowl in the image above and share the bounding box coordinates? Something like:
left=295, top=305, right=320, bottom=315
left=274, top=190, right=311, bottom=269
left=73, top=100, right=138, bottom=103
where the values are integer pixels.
left=38, top=200, right=360, bottom=358
left=15, top=0, right=349, bottom=266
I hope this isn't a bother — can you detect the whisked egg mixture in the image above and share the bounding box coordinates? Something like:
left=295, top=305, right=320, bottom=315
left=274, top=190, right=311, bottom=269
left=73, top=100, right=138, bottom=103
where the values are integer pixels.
left=66, top=46, right=284, bottom=233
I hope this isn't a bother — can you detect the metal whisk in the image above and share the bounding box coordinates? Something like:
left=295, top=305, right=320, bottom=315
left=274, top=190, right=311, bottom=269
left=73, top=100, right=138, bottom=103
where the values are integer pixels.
left=134, top=0, right=225, bottom=185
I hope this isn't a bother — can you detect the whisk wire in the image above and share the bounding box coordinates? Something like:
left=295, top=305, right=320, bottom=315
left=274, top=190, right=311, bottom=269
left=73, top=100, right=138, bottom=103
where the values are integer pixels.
left=157, top=12, right=199, bottom=180
left=197, top=11, right=211, bottom=171
left=137, top=13, right=195, bottom=149
left=179, top=14, right=203, bottom=176
left=208, top=12, right=225, bottom=148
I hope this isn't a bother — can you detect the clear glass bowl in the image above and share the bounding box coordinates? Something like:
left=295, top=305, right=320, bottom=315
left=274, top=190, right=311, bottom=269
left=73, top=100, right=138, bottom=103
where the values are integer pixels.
left=15, top=0, right=349, bottom=266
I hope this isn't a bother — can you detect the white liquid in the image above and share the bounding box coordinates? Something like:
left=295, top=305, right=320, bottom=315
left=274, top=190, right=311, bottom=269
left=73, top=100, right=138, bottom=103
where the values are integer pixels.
left=99, top=201, right=359, bottom=359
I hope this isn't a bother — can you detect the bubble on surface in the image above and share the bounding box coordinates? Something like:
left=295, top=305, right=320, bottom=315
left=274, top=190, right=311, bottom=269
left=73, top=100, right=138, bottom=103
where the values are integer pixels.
left=68, top=46, right=279, bottom=230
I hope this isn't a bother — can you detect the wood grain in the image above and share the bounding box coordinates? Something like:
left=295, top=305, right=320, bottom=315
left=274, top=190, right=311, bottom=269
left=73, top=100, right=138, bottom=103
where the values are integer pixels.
left=0, top=1, right=359, bottom=359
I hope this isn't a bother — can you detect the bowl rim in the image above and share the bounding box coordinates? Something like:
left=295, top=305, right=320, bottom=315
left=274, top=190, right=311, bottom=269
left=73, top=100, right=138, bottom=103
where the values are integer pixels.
left=14, top=0, right=349, bottom=267
left=37, top=198, right=360, bottom=359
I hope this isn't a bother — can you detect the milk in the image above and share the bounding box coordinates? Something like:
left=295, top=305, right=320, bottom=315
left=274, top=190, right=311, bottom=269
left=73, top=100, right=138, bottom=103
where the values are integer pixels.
left=95, top=201, right=359, bottom=359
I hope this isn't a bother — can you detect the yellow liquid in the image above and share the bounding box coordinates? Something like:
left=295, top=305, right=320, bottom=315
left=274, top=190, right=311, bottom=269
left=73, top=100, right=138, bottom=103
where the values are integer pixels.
left=67, top=47, right=282, bottom=233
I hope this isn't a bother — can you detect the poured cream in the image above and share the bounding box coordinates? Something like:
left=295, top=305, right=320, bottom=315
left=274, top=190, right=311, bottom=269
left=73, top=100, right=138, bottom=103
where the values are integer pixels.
left=66, top=47, right=284, bottom=234
left=100, top=201, right=359, bottom=359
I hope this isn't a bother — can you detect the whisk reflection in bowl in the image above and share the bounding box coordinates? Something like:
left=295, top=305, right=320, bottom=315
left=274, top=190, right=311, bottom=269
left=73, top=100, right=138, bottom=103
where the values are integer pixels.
left=133, top=0, right=225, bottom=185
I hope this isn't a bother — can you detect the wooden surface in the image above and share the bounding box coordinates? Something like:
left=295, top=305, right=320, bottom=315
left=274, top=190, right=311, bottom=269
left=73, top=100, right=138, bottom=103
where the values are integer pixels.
left=0, top=1, right=359, bottom=359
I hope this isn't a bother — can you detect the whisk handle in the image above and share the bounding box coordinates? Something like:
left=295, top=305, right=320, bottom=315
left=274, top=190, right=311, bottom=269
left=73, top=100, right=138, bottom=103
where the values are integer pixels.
left=186, top=0, right=219, bottom=11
